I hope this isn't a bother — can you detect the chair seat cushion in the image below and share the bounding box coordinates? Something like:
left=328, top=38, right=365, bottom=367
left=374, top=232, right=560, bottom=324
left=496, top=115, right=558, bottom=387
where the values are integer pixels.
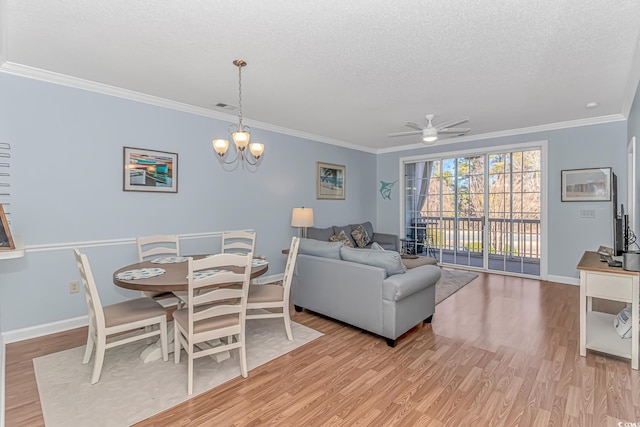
left=103, top=297, right=166, bottom=328
left=248, top=284, right=284, bottom=303
left=173, top=307, right=239, bottom=334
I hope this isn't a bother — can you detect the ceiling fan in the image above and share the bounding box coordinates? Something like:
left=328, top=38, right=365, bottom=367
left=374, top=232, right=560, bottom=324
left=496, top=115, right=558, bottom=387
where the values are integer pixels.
left=388, top=114, right=470, bottom=144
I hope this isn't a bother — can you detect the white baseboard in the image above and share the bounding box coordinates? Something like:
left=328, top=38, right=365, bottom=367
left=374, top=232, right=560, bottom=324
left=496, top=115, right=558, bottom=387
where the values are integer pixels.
left=2, top=315, right=88, bottom=344
left=546, top=275, right=579, bottom=286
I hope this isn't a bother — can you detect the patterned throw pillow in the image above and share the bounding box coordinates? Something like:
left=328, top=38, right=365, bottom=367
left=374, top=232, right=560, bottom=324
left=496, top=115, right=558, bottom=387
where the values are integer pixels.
left=351, top=224, right=371, bottom=248
left=329, top=230, right=354, bottom=248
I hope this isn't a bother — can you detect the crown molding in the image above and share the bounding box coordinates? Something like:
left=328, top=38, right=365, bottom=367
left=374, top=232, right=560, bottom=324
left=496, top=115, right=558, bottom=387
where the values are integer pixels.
left=0, top=62, right=378, bottom=154
left=376, top=114, right=627, bottom=154
left=0, top=62, right=629, bottom=156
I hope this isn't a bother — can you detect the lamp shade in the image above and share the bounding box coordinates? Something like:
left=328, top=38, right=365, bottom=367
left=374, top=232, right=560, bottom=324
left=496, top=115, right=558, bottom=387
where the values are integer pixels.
left=212, top=139, right=229, bottom=156
left=232, top=130, right=250, bottom=149
left=249, top=142, right=264, bottom=158
left=291, top=207, right=314, bottom=227
left=422, top=127, right=438, bottom=144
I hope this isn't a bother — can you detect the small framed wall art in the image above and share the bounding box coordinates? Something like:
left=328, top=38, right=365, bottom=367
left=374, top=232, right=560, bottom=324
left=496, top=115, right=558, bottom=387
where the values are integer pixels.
left=123, top=147, right=178, bottom=193
left=317, top=162, right=346, bottom=200
left=0, top=204, right=15, bottom=250
left=561, top=167, right=611, bottom=202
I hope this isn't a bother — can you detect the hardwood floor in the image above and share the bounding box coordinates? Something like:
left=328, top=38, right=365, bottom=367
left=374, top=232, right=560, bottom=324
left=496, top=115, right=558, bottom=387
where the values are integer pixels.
left=5, top=271, right=640, bottom=426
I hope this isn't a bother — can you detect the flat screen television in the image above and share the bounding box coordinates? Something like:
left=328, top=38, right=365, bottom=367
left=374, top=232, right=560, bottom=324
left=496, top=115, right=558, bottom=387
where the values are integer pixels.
left=612, top=172, right=629, bottom=255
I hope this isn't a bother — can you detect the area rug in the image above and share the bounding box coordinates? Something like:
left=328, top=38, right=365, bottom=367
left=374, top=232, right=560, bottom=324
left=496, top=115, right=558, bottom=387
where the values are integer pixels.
left=33, top=320, right=323, bottom=427
left=435, top=269, right=479, bottom=304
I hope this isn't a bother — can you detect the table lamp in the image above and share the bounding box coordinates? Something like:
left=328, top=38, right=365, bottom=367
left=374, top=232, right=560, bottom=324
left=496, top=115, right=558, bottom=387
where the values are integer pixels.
left=291, top=207, right=314, bottom=238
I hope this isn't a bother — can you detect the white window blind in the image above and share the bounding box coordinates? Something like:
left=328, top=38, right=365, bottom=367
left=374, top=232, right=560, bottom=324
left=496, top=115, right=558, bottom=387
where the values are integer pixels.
left=0, top=142, right=11, bottom=224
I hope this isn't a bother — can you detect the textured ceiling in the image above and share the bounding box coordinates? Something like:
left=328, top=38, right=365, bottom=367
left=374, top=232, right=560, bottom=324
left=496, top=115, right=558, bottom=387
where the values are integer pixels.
left=2, top=0, right=640, bottom=152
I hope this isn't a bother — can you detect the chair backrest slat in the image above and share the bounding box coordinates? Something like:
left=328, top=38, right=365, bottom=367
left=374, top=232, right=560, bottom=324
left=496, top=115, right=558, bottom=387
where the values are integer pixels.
left=137, top=235, right=180, bottom=262
left=193, top=304, right=243, bottom=322
left=221, top=230, right=256, bottom=255
left=194, top=287, right=244, bottom=306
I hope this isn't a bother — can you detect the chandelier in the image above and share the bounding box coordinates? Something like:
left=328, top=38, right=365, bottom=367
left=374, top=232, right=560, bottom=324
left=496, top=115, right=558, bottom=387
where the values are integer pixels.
left=212, top=60, right=264, bottom=166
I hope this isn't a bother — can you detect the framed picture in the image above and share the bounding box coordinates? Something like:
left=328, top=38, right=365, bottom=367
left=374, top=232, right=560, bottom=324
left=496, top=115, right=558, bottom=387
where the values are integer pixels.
left=0, top=204, right=15, bottom=250
left=123, top=147, right=178, bottom=193
left=317, top=162, right=346, bottom=200
left=561, top=167, right=611, bottom=202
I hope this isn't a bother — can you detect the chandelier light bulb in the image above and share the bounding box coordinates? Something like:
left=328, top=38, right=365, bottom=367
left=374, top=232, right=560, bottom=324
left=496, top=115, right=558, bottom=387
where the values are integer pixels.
left=212, top=139, right=229, bottom=156
left=232, top=130, right=250, bottom=150
left=249, top=142, right=264, bottom=158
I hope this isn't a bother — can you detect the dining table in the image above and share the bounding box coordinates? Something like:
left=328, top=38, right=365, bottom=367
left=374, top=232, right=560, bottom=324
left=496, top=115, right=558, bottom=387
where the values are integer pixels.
left=112, top=254, right=269, bottom=363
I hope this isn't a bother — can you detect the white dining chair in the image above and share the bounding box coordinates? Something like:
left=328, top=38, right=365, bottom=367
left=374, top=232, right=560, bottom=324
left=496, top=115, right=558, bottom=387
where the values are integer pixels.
left=173, top=252, right=253, bottom=395
left=74, top=249, right=168, bottom=384
left=246, top=236, right=300, bottom=340
left=221, top=230, right=256, bottom=255
left=137, top=234, right=180, bottom=262
left=136, top=234, right=184, bottom=305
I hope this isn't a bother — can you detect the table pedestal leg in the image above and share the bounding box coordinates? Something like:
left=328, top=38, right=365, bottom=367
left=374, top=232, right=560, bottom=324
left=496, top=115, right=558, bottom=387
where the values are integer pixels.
left=139, top=323, right=231, bottom=363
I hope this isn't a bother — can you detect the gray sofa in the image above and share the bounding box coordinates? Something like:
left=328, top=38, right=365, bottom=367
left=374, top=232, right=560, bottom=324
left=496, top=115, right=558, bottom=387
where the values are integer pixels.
left=291, top=239, right=441, bottom=347
left=306, top=221, right=401, bottom=252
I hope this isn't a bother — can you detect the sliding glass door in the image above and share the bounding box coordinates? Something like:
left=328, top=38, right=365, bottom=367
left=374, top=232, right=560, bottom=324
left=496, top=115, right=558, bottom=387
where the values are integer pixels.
left=487, top=150, right=541, bottom=275
left=403, top=147, right=541, bottom=276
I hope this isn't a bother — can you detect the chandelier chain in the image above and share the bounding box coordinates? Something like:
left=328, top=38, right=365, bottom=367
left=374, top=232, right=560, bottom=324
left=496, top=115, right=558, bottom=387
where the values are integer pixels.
left=237, top=64, right=243, bottom=129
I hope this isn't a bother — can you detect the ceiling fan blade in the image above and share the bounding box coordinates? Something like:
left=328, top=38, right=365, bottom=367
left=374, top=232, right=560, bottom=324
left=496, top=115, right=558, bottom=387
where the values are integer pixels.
left=404, top=121, right=424, bottom=131
left=435, top=117, right=469, bottom=130
left=439, top=127, right=471, bottom=134
left=387, top=130, right=423, bottom=137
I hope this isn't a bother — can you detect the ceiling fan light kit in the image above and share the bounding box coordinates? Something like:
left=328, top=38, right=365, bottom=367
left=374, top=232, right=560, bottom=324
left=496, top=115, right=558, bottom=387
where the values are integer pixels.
left=422, top=127, right=438, bottom=143
left=388, top=113, right=470, bottom=145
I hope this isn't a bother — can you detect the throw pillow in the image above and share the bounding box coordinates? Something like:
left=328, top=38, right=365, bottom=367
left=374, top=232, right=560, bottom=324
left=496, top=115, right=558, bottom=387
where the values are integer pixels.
left=351, top=224, right=371, bottom=248
left=329, top=230, right=354, bottom=248
left=370, top=242, right=385, bottom=251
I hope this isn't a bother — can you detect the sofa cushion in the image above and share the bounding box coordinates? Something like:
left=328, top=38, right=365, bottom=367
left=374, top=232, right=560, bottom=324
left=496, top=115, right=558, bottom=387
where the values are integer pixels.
left=370, top=242, right=385, bottom=251
left=340, top=246, right=406, bottom=277
left=329, top=230, right=354, bottom=248
left=306, top=226, right=335, bottom=242
left=351, top=224, right=372, bottom=248
left=299, top=238, right=343, bottom=259
left=333, top=225, right=357, bottom=247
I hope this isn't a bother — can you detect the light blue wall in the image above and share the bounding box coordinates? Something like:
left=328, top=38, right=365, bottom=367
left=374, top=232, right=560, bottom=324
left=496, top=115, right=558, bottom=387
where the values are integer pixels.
left=376, top=121, right=629, bottom=279
left=0, top=69, right=635, bottom=332
left=629, top=83, right=640, bottom=146
left=0, top=73, right=377, bottom=332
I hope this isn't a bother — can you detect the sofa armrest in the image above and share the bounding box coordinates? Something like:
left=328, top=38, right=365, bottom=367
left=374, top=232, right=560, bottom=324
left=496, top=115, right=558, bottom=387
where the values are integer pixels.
left=372, top=232, right=401, bottom=252
left=382, top=265, right=441, bottom=302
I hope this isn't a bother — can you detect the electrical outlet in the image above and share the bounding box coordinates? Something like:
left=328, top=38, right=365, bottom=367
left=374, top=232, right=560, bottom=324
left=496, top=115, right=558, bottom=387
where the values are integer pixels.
left=69, top=281, right=80, bottom=294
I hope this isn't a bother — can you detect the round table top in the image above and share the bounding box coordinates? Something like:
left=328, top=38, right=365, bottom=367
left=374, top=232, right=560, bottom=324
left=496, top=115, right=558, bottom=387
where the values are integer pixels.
left=112, top=255, right=268, bottom=292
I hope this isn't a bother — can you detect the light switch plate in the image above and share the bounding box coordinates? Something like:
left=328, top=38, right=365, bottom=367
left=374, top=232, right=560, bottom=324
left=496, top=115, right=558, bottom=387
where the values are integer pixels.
left=580, top=209, right=596, bottom=218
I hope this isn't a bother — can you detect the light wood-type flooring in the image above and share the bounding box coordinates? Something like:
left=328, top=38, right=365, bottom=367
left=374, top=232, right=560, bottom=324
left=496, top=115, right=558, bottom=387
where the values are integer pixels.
left=5, top=270, right=640, bottom=426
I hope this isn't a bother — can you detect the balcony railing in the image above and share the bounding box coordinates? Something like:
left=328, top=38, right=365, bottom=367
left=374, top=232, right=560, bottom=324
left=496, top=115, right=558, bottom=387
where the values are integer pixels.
left=407, top=216, right=541, bottom=260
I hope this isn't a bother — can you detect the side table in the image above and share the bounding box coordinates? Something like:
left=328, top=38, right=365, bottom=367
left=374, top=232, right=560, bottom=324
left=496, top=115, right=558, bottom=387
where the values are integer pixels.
left=577, top=251, right=639, bottom=370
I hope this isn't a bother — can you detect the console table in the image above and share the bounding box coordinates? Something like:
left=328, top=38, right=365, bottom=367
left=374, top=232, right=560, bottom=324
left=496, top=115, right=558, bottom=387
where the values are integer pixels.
left=577, top=251, right=639, bottom=369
